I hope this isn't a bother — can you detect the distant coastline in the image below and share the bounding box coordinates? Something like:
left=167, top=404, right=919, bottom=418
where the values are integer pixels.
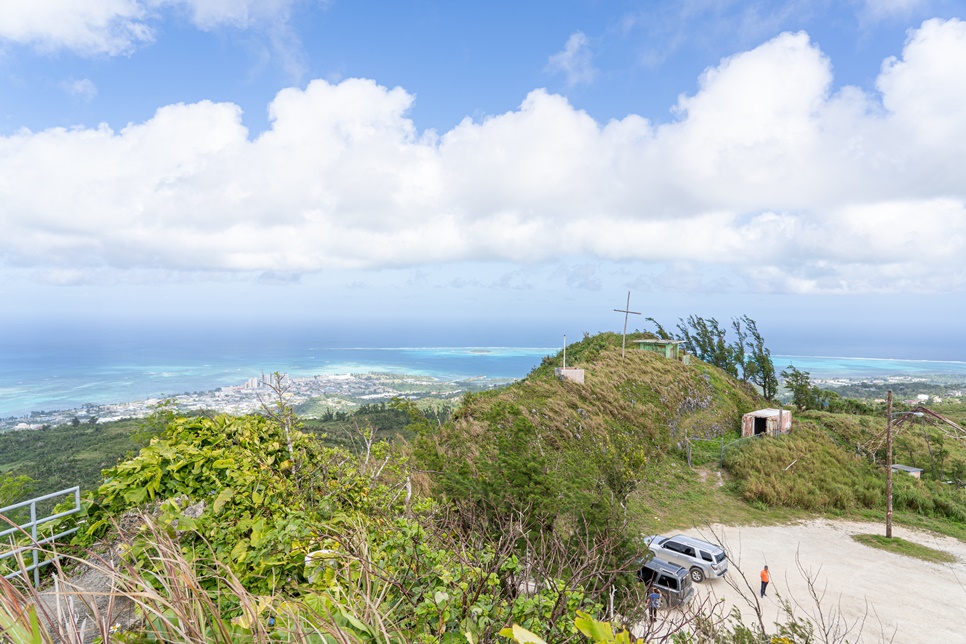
left=0, top=346, right=556, bottom=421
left=0, top=371, right=517, bottom=432
left=3, top=347, right=966, bottom=427
left=777, top=354, right=966, bottom=365
left=774, top=354, right=966, bottom=379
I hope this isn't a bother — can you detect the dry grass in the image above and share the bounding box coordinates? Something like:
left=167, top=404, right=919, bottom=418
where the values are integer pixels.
left=626, top=453, right=810, bottom=536
left=0, top=514, right=361, bottom=643
left=451, top=340, right=760, bottom=467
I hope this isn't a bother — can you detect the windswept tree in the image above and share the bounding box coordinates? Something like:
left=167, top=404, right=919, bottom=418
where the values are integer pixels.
left=645, top=317, right=673, bottom=340
left=781, top=365, right=815, bottom=411
left=672, top=315, right=778, bottom=398
left=740, top=316, right=779, bottom=399
left=676, top=315, right=738, bottom=376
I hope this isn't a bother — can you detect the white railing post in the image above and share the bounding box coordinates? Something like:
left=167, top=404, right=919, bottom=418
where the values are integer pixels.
left=30, top=499, right=39, bottom=587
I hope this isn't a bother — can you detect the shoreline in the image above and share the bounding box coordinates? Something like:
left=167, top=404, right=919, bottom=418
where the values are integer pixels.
left=0, top=371, right=516, bottom=432
left=5, top=351, right=966, bottom=430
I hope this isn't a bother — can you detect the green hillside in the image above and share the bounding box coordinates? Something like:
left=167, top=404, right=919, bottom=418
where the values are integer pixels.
left=725, top=409, right=966, bottom=539
left=413, top=331, right=762, bottom=535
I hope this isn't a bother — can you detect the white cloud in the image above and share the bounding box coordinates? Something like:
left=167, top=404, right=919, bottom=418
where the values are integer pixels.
left=170, top=0, right=301, bottom=30
left=0, top=1, right=153, bottom=56
left=0, top=0, right=303, bottom=56
left=862, top=0, right=932, bottom=21
left=61, top=78, right=98, bottom=101
left=547, top=31, right=597, bottom=87
left=1, top=19, right=966, bottom=294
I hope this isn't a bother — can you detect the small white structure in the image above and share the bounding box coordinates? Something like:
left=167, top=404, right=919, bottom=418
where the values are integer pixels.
left=892, top=464, right=924, bottom=479
left=741, top=408, right=792, bottom=438
left=555, top=367, right=585, bottom=384
left=555, top=334, right=584, bottom=384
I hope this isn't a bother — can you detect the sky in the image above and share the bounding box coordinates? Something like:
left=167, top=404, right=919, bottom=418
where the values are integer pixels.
left=1, top=0, right=965, bottom=359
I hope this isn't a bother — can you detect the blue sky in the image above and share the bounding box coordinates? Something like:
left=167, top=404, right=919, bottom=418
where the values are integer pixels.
left=1, top=0, right=965, bottom=359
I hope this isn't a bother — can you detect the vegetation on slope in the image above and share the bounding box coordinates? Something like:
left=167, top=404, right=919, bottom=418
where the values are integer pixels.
left=0, top=401, right=450, bottom=505
left=724, top=411, right=966, bottom=526
left=57, top=412, right=608, bottom=642
left=0, top=418, right=144, bottom=497
left=724, top=426, right=884, bottom=511
left=413, top=332, right=760, bottom=540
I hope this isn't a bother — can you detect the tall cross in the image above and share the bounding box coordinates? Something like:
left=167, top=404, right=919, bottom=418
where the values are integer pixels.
left=614, top=291, right=641, bottom=359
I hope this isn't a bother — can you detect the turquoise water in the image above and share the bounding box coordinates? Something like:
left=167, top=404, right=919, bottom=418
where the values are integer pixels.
left=0, top=343, right=556, bottom=418
left=774, top=355, right=966, bottom=380
left=3, top=326, right=966, bottom=418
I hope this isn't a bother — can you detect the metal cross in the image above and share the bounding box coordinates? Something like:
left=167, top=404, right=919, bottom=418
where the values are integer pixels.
left=614, top=291, right=641, bottom=359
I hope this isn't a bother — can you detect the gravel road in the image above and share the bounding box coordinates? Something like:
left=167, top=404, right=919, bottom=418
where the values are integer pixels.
left=637, top=520, right=966, bottom=643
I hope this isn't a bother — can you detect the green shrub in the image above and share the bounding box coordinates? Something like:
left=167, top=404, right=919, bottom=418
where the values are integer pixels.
left=724, top=428, right=884, bottom=512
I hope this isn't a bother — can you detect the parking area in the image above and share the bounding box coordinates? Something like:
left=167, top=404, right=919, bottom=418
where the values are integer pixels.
left=636, top=520, right=966, bottom=642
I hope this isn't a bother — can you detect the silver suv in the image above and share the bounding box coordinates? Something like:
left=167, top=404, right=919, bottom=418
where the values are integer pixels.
left=644, top=534, right=728, bottom=583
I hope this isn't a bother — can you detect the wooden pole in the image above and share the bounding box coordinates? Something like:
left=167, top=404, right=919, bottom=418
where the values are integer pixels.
left=613, top=291, right=641, bottom=359
left=886, top=389, right=894, bottom=539
left=622, top=292, right=629, bottom=358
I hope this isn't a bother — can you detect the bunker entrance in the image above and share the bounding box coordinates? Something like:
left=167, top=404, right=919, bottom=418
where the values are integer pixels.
left=754, top=417, right=767, bottom=436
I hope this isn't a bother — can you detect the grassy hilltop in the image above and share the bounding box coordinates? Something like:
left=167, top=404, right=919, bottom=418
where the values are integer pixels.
left=3, top=331, right=966, bottom=642
left=413, top=331, right=762, bottom=534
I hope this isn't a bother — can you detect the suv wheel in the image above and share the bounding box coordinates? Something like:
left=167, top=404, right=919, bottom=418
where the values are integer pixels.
left=689, top=567, right=705, bottom=583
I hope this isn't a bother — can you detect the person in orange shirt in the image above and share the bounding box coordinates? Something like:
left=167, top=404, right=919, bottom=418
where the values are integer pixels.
left=760, top=565, right=770, bottom=597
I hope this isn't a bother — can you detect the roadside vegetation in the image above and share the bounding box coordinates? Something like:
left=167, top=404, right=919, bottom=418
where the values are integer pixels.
left=850, top=533, right=956, bottom=563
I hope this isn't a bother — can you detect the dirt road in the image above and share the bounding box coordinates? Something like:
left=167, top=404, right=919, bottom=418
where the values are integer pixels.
left=643, top=520, right=966, bottom=643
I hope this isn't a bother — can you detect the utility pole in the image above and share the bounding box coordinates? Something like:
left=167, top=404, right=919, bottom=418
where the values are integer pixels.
left=613, top=291, right=641, bottom=359
left=886, top=389, right=893, bottom=539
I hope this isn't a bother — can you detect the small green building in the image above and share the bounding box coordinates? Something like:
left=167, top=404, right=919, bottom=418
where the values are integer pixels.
left=633, top=339, right=689, bottom=364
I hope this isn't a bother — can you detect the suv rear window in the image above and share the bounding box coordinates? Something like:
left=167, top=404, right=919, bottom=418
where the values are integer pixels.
left=657, top=574, right=678, bottom=591
left=715, top=552, right=727, bottom=563
left=700, top=551, right=712, bottom=562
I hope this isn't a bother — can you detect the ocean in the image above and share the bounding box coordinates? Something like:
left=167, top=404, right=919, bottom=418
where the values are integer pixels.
left=3, top=324, right=966, bottom=419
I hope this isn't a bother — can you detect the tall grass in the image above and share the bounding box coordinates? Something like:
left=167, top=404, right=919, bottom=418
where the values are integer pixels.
left=724, top=428, right=883, bottom=512
left=725, top=425, right=966, bottom=522
left=0, top=514, right=373, bottom=643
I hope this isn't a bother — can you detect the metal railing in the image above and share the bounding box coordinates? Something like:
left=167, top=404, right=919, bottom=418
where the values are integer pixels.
left=0, top=486, right=81, bottom=587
